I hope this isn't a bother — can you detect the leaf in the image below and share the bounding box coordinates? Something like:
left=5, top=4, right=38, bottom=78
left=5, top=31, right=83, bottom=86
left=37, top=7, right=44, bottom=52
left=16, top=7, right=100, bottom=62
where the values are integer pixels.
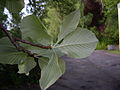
left=0, top=52, right=27, bottom=65
left=18, top=57, right=36, bottom=75
left=0, top=37, right=14, bottom=47
left=38, top=57, right=49, bottom=70
left=20, top=43, right=64, bottom=58
left=26, top=46, right=53, bottom=58
left=57, top=10, right=80, bottom=43
left=39, top=51, right=65, bottom=90
left=0, top=37, right=27, bottom=64
left=20, top=15, right=52, bottom=45
left=30, top=47, right=64, bottom=58
left=54, top=27, right=98, bottom=58
left=0, top=30, right=4, bottom=39
left=0, top=37, right=36, bottom=73
left=6, top=0, right=24, bottom=13
left=38, top=57, right=65, bottom=73
left=58, top=58, right=65, bottom=74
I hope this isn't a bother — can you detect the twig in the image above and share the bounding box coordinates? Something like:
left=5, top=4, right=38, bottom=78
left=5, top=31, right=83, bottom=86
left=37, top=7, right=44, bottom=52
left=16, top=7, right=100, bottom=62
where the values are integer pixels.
left=14, top=38, right=52, bottom=49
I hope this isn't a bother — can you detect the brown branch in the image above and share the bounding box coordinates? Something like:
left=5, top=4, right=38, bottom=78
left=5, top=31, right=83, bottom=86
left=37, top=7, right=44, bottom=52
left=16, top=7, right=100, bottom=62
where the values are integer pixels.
left=0, top=24, right=37, bottom=58
left=14, top=38, right=52, bottom=49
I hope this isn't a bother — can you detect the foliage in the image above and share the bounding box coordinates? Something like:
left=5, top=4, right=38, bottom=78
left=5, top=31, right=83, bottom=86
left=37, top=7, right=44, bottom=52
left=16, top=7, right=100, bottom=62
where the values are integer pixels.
left=27, top=0, right=82, bottom=21
left=80, top=13, right=93, bottom=28
left=44, top=7, right=61, bottom=42
left=89, top=0, right=119, bottom=48
left=96, top=41, right=107, bottom=50
left=20, top=15, right=52, bottom=45
left=0, top=0, right=98, bottom=90
left=50, top=0, right=81, bottom=17
left=0, top=64, right=41, bottom=89
left=0, top=4, right=98, bottom=90
left=102, top=0, right=119, bottom=45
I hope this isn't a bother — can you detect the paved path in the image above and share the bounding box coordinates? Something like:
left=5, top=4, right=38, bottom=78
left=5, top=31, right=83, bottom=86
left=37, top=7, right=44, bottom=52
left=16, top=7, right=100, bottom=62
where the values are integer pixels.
left=49, top=50, right=120, bottom=90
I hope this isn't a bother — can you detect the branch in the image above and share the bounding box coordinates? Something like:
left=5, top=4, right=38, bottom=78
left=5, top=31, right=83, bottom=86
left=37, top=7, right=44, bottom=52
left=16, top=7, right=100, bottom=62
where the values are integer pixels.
left=0, top=24, right=37, bottom=58
left=0, top=24, right=20, bottom=50
left=14, top=38, right=52, bottom=49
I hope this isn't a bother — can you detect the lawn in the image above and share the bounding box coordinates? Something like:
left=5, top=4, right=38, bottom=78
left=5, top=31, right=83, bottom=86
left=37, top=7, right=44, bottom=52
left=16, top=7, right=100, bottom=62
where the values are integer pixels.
left=106, top=50, right=120, bottom=55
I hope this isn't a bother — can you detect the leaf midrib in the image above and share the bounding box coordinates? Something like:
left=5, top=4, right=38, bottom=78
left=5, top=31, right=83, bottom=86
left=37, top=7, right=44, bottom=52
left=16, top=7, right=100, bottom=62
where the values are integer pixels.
left=54, top=40, right=98, bottom=48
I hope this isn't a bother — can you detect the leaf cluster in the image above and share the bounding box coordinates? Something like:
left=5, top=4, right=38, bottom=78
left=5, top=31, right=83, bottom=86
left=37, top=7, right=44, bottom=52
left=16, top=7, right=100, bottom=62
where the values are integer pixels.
left=0, top=1, right=98, bottom=90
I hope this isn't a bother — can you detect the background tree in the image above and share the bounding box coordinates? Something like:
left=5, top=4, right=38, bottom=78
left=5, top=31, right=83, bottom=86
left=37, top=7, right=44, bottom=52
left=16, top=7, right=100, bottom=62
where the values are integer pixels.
left=103, top=0, right=119, bottom=45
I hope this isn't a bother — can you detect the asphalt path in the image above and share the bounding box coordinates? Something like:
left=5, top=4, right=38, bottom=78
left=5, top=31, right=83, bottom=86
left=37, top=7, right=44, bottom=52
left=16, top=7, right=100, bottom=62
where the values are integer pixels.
left=49, top=50, right=120, bottom=90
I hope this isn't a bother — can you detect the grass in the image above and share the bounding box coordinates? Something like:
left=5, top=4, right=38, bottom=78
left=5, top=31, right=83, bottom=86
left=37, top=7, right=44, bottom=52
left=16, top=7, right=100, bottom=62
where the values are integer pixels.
left=106, top=50, right=120, bottom=55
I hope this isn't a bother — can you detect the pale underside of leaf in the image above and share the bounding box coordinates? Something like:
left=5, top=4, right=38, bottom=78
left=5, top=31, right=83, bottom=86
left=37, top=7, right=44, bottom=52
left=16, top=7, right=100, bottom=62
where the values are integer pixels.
left=0, top=37, right=27, bottom=64
left=38, top=57, right=65, bottom=73
left=18, top=57, right=36, bottom=75
left=0, top=52, right=28, bottom=65
left=20, top=15, right=51, bottom=45
left=39, top=51, right=65, bottom=90
left=57, top=10, right=80, bottom=43
left=54, top=27, right=98, bottom=58
left=38, top=57, right=49, bottom=70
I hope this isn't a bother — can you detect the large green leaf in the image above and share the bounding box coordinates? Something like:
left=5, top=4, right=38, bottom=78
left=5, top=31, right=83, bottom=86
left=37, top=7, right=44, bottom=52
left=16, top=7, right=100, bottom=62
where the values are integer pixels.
left=54, top=28, right=98, bottom=58
left=57, top=10, right=80, bottom=43
left=0, top=37, right=28, bottom=64
left=20, top=15, right=52, bottom=45
left=39, top=51, right=65, bottom=90
left=6, top=0, right=24, bottom=13
left=18, top=57, right=36, bottom=75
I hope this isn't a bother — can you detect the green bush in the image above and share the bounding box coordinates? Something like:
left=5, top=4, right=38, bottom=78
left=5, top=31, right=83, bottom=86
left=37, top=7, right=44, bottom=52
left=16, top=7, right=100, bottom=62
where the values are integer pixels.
left=96, top=41, right=107, bottom=50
